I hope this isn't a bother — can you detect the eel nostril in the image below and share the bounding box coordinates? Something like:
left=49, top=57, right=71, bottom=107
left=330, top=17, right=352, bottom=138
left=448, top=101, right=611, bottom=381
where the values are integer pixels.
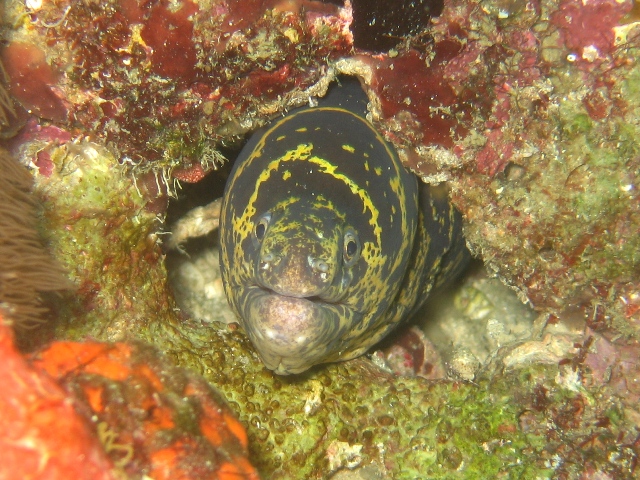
left=309, top=257, right=329, bottom=274
left=260, top=252, right=277, bottom=270
left=261, top=252, right=275, bottom=263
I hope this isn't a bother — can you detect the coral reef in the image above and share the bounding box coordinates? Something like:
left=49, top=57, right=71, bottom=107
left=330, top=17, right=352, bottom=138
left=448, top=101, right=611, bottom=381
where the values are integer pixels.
left=0, top=0, right=638, bottom=478
left=27, top=134, right=174, bottom=343
left=3, top=0, right=636, bottom=336
left=357, top=0, right=640, bottom=337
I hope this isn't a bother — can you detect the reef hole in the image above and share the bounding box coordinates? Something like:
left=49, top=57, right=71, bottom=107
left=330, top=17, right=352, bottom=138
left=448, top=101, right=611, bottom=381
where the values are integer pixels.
left=351, top=0, right=444, bottom=52
left=164, top=153, right=237, bottom=325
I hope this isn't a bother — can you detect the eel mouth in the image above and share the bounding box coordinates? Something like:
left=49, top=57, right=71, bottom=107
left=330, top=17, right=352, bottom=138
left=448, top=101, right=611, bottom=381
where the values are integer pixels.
left=239, top=286, right=353, bottom=375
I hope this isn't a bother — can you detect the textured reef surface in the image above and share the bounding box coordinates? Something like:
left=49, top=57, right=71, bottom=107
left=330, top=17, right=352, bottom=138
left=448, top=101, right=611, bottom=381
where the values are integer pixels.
left=0, top=0, right=639, bottom=478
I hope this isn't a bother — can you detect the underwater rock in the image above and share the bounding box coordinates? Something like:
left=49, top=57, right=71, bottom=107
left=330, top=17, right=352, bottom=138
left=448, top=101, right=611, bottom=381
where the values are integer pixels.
left=25, top=135, right=175, bottom=343
left=352, top=0, right=640, bottom=336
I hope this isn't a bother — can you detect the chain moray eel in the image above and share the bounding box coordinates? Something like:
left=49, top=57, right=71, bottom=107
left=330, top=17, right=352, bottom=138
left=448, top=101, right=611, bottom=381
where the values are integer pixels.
left=219, top=77, right=469, bottom=375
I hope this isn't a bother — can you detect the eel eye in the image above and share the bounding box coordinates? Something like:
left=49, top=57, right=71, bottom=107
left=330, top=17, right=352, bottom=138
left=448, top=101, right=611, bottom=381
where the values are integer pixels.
left=343, top=229, right=360, bottom=267
left=255, top=213, right=271, bottom=242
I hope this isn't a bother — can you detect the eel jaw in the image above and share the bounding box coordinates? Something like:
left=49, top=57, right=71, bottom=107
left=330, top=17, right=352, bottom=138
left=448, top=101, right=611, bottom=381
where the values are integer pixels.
left=240, top=286, right=354, bottom=375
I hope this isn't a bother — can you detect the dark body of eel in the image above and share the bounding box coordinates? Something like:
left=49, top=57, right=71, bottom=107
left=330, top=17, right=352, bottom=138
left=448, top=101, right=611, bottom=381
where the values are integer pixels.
left=219, top=77, right=469, bottom=375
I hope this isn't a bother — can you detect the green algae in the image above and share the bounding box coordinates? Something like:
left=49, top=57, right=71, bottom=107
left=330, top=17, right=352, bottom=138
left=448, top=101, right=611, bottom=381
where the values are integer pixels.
left=24, top=149, right=556, bottom=477
left=33, top=141, right=176, bottom=341
left=461, top=50, right=640, bottom=317
left=151, top=313, right=636, bottom=479
left=147, top=316, right=555, bottom=479
left=558, top=110, right=640, bottom=286
left=425, top=0, right=640, bottom=334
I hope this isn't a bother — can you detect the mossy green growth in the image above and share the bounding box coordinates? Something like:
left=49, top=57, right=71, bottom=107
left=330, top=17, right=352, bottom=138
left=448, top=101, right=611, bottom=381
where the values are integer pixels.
left=558, top=111, right=640, bottom=285
left=33, top=140, right=176, bottom=340
left=462, top=51, right=640, bottom=319
left=619, top=52, right=640, bottom=99
left=563, top=112, right=593, bottom=137
left=142, top=315, right=566, bottom=479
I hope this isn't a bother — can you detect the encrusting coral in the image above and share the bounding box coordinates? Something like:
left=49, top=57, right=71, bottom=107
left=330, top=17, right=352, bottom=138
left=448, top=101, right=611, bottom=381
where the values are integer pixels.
left=29, top=339, right=261, bottom=479
left=0, top=311, right=117, bottom=480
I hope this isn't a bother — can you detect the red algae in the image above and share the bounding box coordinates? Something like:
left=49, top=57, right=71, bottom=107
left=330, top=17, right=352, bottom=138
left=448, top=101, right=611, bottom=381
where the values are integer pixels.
left=173, top=162, right=207, bottom=183
left=141, top=0, right=199, bottom=84
left=1, top=42, right=67, bottom=122
left=225, top=0, right=267, bottom=30
left=7, top=0, right=352, bottom=175
left=373, top=326, right=447, bottom=379
left=582, top=87, right=615, bottom=120
left=475, top=130, right=514, bottom=176
left=372, top=47, right=465, bottom=149
left=550, top=0, right=633, bottom=66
